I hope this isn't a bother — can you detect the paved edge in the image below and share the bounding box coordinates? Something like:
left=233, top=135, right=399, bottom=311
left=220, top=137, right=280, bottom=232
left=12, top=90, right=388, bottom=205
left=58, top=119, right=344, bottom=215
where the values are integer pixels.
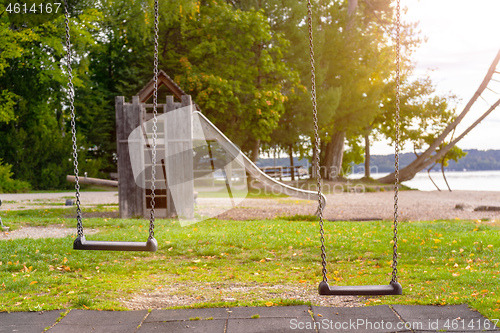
left=1, top=304, right=497, bottom=333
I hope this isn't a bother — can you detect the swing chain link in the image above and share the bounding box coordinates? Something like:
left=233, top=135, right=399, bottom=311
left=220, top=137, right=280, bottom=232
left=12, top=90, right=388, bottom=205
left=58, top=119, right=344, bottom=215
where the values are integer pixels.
left=149, top=0, right=160, bottom=239
left=392, top=0, right=401, bottom=283
left=64, top=1, right=83, bottom=238
left=307, top=0, right=328, bottom=284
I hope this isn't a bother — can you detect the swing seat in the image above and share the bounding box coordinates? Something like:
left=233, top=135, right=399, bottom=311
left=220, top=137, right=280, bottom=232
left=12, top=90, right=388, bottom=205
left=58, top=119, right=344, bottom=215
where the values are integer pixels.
left=73, top=236, right=158, bottom=252
left=318, top=281, right=402, bottom=296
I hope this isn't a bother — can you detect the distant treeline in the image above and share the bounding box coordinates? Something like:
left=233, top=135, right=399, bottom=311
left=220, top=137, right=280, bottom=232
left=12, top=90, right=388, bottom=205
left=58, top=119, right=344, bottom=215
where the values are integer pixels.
left=257, top=157, right=310, bottom=169
left=365, top=149, right=500, bottom=173
left=258, top=149, right=500, bottom=174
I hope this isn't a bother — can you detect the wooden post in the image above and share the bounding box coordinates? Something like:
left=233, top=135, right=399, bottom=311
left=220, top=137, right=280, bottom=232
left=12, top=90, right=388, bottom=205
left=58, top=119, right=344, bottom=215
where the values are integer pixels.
left=116, top=96, right=128, bottom=218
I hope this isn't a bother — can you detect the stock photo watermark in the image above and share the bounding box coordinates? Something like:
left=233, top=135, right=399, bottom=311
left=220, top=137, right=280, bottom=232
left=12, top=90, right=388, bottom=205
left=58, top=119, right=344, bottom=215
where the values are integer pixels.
left=290, top=318, right=499, bottom=331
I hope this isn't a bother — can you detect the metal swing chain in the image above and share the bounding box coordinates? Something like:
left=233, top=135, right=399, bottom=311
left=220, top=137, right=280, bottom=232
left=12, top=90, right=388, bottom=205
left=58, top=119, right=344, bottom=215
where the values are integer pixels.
left=392, top=0, right=401, bottom=284
left=64, top=1, right=83, bottom=238
left=149, top=0, right=160, bottom=240
left=307, top=0, right=328, bottom=283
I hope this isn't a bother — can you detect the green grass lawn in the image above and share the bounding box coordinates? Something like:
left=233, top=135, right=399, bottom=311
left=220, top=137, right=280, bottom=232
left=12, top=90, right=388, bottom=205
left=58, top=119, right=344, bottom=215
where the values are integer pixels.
left=1, top=208, right=499, bottom=324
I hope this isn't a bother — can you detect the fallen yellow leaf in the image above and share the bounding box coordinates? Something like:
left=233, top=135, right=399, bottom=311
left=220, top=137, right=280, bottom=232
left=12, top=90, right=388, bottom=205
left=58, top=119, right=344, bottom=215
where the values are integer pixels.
left=29, top=281, right=38, bottom=285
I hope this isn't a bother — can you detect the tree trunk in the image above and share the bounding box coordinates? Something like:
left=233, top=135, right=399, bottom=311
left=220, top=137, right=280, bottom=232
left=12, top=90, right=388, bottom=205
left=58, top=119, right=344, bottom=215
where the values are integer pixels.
left=427, top=164, right=441, bottom=191
left=289, top=144, right=295, bottom=181
left=250, top=139, right=260, bottom=162
left=364, top=134, right=370, bottom=178
left=378, top=49, right=500, bottom=184
left=441, top=157, right=452, bottom=192
left=247, top=139, right=260, bottom=189
left=323, top=131, right=345, bottom=180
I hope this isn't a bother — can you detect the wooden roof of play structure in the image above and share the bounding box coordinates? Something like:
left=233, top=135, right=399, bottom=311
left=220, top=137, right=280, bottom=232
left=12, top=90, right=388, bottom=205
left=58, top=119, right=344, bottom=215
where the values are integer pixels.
left=136, top=70, right=187, bottom=103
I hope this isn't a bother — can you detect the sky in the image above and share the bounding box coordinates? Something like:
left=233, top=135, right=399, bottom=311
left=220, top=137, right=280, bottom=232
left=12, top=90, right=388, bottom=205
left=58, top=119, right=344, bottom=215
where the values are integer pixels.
left=371, top=0, right=500, bottom=155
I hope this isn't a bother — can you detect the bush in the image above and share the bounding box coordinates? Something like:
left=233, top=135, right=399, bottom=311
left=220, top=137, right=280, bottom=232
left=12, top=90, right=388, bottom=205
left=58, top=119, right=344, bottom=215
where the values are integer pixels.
left=0, top=160, right=31, bottom=193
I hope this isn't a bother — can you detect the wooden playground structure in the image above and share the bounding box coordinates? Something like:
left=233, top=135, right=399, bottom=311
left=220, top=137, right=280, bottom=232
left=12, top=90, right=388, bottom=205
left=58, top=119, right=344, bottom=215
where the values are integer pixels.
left=114, top=71, right=324, bottom=219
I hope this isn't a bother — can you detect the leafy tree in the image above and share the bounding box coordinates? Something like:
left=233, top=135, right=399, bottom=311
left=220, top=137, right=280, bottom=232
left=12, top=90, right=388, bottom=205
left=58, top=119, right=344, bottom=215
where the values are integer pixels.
left=72, top=0, right=152, bottom=175
left=359, top=74, right=457, bottom=179
left=0, top=2, right=101, bottom=189
left=171, top=0, right=298, bottom=161
left=230, top=0, right=341, bottom=169
left=313, top=0, right=397, bottom=180
left=236, top=0, right=413, bottom=180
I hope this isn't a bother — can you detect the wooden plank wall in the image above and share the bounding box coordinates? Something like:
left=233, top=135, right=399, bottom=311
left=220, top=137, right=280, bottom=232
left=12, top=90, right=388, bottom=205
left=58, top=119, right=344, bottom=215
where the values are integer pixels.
left=116, top=96, right=145, bottom=218
left=116, top=94, right=195, bottom=219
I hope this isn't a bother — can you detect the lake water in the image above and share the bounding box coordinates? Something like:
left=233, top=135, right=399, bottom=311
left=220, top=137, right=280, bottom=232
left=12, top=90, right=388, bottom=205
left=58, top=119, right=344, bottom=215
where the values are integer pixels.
left=366, top=170, right=500, bottom=192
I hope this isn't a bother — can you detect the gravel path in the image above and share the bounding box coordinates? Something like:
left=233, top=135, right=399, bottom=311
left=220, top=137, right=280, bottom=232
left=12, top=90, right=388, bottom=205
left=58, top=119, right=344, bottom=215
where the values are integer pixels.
left=0, top=191, right=118, bottom=211
left=219, top=190, right=500, bottom=221
left=2, top=190, right=499, bottom=222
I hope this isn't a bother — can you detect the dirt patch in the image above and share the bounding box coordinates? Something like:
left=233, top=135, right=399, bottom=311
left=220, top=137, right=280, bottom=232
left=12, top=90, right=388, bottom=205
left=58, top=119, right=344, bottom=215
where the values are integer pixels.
left=120, top=282, right=362, bottom=310
left=0, top=226, right=97, bottom=240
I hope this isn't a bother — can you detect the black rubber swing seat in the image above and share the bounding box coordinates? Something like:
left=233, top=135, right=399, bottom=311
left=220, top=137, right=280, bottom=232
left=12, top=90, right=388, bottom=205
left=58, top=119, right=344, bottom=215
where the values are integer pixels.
left=318, top=281, right=402, bottom=296
left=73, top=236, right=158, bottom=252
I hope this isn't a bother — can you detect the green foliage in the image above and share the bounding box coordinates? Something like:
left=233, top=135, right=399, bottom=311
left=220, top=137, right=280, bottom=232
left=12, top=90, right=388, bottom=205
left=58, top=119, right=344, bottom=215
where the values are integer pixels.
left=438, top=145, right=467, bottom=167
left=0, top=90, right=17, bottom=123
left=0, top=0, right=462, bottom=190
left=378, top=76, right=458, bottom=151
left=319, top=1, right=396, bottom=135
left=172, top=0, right=297, bottom=151
left=0, top=160, right=31, bottom=193
left=263, top=0, right=341, bottom=160
left=0, top=2, right=101, bottom=189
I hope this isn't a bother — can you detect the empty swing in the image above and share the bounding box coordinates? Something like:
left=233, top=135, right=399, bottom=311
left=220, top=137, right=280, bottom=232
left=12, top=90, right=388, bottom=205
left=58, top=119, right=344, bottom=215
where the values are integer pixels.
left=306, top=0, right=403, bottom=296
left=64, top=0, right=160, bottom=252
